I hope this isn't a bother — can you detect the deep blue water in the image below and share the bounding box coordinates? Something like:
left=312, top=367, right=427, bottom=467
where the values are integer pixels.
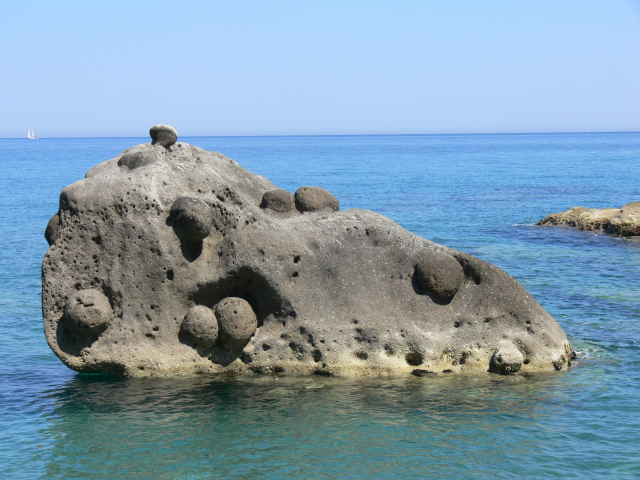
left=1, top=133, right=639, bottom=478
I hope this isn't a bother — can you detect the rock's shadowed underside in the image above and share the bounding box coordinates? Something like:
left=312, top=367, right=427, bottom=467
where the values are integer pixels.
left=42, top=126, right=574, bottom=377
left=537, top=203, right=640, bottom=237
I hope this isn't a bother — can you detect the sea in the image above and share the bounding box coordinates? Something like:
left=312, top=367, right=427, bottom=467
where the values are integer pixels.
left=1, top=133, right=639, bottom=479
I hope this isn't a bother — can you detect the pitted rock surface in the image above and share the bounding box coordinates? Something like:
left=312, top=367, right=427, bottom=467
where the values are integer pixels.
left=42, top=126, right=574, bottom=377
left=180, top=305, right=219, bottom=349
left=489, top=343, right=524, bottom=373
left=214, top=297, right=258, bottom=349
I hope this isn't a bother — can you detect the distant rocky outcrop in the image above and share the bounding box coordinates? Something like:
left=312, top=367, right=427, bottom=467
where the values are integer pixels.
left=537, top=202, right=640, bottom=237
left=42, top=125, right=574, bottom=377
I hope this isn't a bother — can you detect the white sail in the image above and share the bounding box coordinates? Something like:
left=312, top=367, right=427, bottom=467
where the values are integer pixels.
left=27, top=126, right=37, bottom=140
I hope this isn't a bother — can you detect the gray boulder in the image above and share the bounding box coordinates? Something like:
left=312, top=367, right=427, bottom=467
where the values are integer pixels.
left=42, top=126, right=574, bottom=377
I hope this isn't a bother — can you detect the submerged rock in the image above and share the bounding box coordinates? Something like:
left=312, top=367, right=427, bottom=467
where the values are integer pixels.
left=42, top=126, right=574, bottom=377
left=537, top=202, right=640, bottom=237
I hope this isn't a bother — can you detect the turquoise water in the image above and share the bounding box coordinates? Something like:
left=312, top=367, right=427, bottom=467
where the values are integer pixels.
left=1, top=133, right=639, bottom=478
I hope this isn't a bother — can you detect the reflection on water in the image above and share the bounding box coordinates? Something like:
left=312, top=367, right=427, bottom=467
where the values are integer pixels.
left=36, top=370, right=631, bottom=479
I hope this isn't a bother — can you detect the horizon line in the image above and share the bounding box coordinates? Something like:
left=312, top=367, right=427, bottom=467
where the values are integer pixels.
left=2, top=130, right=639, bottom=140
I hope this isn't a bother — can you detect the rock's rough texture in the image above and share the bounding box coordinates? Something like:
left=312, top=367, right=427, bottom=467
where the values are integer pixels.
left=214, top=297, right=258, bottom=349
left=180, top=305, right=219, bottom=349
left=489, top=343, right=524, bottom=374
left=537, top=202, right=640, bottom=237
left=42, top=126, right=574, bottom=377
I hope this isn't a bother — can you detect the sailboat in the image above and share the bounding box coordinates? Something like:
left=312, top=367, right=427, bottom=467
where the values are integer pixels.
left=27, top=126, right=38, bottom=140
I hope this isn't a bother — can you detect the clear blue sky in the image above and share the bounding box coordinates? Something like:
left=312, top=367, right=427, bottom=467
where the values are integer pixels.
left=2, top=0, right=639, bottom=137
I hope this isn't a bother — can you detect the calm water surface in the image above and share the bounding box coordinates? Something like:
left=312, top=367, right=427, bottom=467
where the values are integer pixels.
left=0, top=133, right=639, bottom=478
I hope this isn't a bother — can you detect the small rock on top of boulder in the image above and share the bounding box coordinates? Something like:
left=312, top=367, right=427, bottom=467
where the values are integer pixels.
left=149, top=124, right=178, bottom=149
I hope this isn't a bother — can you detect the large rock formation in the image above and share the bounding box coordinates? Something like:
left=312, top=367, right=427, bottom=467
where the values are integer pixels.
left=42, top=125, right=575, bottom=377
left=537, top=203, right=640, bottom=237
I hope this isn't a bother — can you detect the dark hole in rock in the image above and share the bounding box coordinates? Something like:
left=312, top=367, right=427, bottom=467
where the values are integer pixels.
left=411, top=369, right=436, bottom=377
left=355, top=351, right=368, bottom=360
left=262, top=343, right=271, bottom=351
left=454, top=254, right=482, bottom=285
left=294, top=256, right=301, bottom=263
left=191, top=267, right=289, bottom=331
left=312, top=349, right=323, bottom=362
left=405, top=352, right=424, bottom=366
left=166, top=269, right=174, bottom=281
left=180, top=240, right=203, bottom=262
left=56, top=319, right=100, bottom=358
left=289, top=342, right=303, bottom=353
left=313, top=369, right=332, bottom=376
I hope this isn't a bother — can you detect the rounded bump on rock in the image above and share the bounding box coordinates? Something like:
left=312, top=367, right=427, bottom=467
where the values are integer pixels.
left=169, top=197, right=213, bottom=242
left=118, top=149, right=160, bottom=170
left=490, top=343, right=523, bottom=374
left=45, top=214, right=60, bottom=246
left=214, top=297, right=258, bottom=349
left=149, top=124, right=178, bottom=149
left=260, top=188, right=296, bottom=213
left=294, top=186, right=340, bottom=213
left=415, top=251, right=464, bottom=302
left=180, top=305, right=219, bottom=349
left=64, top=289, right=112, bottom=336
